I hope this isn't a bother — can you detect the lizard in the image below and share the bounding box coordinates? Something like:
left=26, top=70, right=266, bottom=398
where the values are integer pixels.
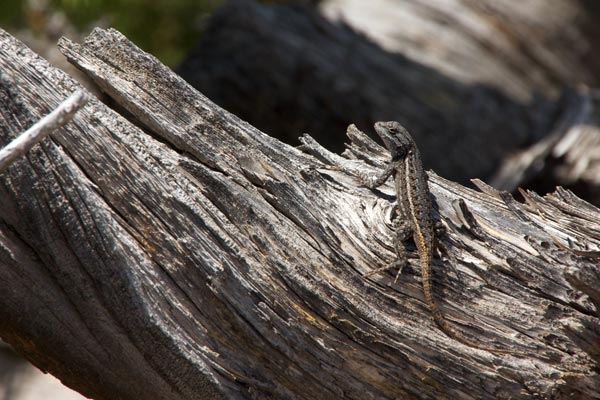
left=360, top=121, right=520, bottom=354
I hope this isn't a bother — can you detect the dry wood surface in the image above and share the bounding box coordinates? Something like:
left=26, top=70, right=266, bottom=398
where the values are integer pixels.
left=0, top=27, right=599, bottom=400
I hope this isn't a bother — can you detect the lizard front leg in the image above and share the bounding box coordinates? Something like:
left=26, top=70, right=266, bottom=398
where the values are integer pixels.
left=359, top=162, right=395, bottom=189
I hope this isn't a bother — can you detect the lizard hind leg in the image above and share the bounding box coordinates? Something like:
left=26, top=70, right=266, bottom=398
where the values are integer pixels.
left=363, top=259, right=408, bottom=281
left=392, top=217, right=411, bottom=283
left=431, top=219, right=462, bottom=278
left=364, top=216, right=412, bottom=283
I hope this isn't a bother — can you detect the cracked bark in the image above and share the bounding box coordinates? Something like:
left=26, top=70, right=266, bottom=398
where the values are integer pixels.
left=0, top=28, right=599, bottom=400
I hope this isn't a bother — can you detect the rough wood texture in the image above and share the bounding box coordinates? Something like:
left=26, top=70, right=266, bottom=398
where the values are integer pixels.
left=0, top=90, right=88, bottom=173
left=1, top=28, right=600, bottom=400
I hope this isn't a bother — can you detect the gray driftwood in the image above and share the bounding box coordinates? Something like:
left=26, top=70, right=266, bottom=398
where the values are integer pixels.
left=1, top=28, right=599, bottom=400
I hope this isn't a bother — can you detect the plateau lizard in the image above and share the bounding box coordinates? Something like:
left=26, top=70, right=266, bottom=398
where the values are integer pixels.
left=361, top=121, right=520, bottom=354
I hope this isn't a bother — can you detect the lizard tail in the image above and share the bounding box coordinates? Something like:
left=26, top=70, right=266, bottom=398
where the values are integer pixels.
left=420, top=256, right=522, bottom=355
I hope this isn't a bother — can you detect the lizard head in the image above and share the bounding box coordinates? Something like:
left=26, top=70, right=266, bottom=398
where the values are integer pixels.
left=373, top=121, right=415, bottom=160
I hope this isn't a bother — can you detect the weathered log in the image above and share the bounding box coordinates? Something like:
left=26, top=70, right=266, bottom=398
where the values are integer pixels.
left=1, top=27, right=599, bottom=400
left=323, top=0, right=600, bottom=198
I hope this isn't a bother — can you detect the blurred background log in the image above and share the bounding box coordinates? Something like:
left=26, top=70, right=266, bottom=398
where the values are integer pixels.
left=322, top=0, right=600, bottom=100
left=177, top=0, right=600, bottom=205
left=1, top=27, right=600, bottom=400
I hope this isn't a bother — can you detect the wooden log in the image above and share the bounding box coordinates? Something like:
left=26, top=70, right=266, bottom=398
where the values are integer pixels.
left=1, top=27, right=599, bottom=400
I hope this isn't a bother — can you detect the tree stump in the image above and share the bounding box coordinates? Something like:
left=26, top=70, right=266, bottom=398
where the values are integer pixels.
left=1, top=27, right=599, bottom=400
